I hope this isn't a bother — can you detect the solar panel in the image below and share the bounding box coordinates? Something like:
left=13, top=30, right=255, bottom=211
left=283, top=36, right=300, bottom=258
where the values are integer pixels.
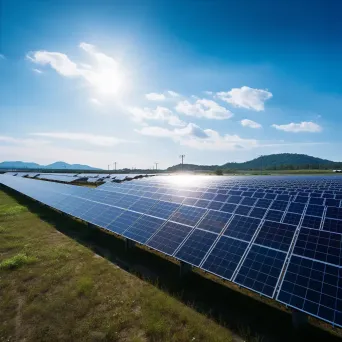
left=201, top=236, right=249, bottom=280
left=277, top=255, right=342, bottom=327
left=169, top=205, right=206, bottom=226
left=175, top=229, right=218, bottom=266
left=147, top=221, right=193, bottom=256
left=293, top=228, right=342, bottom=266
left=234, top=245, right=287, bottom=297
left=197, top=210, right=232, bottom=234
left=2, top=174, right=342, bottom=328
left=223, top=215, right=261, bottom=242
left=254, top=221, right=296, bottom=252
left=123, top=215, right=165, bottom=243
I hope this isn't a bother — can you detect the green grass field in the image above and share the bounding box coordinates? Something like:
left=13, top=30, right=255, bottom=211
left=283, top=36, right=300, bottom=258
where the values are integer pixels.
left=0, top=188, right=341, bottom=342
left=0, top=190, right=235, bottom=342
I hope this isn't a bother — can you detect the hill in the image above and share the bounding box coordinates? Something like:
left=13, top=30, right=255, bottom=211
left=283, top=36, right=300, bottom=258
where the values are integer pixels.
left=0, top=161, right=100, bottom=170
left=167, top=153, right=342, bottom=171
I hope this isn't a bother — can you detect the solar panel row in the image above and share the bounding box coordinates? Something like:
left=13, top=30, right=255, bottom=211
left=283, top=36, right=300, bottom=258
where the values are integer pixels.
left=0, top=174, right=341, bottom=328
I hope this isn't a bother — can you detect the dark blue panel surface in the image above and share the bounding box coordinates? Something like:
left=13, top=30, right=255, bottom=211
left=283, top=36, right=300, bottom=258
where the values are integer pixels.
left=197, top=210, right=232, bottom=234
left=175, top=229, right=218, bottom=266
left=235, top=245, right=286, bottom=297
left=293, top=228, right=342, bottom=266
left=249, top=207, right=267, bottom=219
left=270, top=200, right=288, bottom=211
left=326, top=207, right=342, bottom=220
left=283, top=212, right=301, bottom=226
left=323, top=218, right=342, bottom=234
left=146, top=201, right=180, bottom=219
left=202, top=236, right=248, bottom=280
left=87, top=206, right=123, bottom=228
left=278, top=255, right=342, bottom=328
left=306, top=204, right=324, bottom=217
left=255, top=221, right=296, bottom=252
left=301, top=215, right=322, bottom=229
left=107, top=210, right=142, bottom=235
left=220, top=203, right=237, bottom=214
left=223, top=215, right=260, bottom=242
left=123, top=215, right=165, bottom=243
left=288, top=202, right=305, bottom=214
left=170, top=205, right=207, bottom=226
left=147, top=221, right=192, bottom=255
left=265, top=210, right=283, bottom=222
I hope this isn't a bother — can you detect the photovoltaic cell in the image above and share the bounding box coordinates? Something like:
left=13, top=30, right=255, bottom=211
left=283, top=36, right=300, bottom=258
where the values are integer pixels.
left=323, top=218, right=342, bottom=234
left=235, top=245, right=286, bottom=297
left=220, top=203, right=237, bottom=214
left=123, top=215, right=165, bottom=243
left=170, top=205, right=207, bottom=226
left=265, top=210, right=283, bottom=222
left=197, top=210, right=232, bottom=234
left=293, top=228, right=342, bottom=266
left=202, top=236, right=248, bottom=280
left=147, top=221, right=193, bottom=255
left=301, top=215, right=322, bottom=230
left=326, top=207, right=342, bottom=220
left=306, top=204, right=324, bottom=217
left=249, top=207, right=267, bottom=219
left=175, top=229, right=218, bottom=266
left=271, top=200, right=288, bottom=211
left=278, top=255, right=342, bottom=327
left=223, top=215, right=260, bottom=242
left=254, top=221, right=296, bottom=252
left=146, top=201, right=180, bottom=219
left=288, top=202, right=306, bottom=214
left=283, top=212, right=302, bottom=226
left=107, top=210, right=142, bottom=235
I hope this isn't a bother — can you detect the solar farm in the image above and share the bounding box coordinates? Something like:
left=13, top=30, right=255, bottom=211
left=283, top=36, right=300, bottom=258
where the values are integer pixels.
left=1, top=173, right=342, bottom=339
left=2, top=172, right=154, bottom=184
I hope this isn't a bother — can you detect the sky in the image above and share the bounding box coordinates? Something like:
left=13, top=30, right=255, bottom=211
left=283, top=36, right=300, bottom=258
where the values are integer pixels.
left=1, top=0, right=342, bottom=169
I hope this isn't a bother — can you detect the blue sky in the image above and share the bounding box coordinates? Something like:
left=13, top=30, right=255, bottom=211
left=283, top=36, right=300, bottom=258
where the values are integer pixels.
left=1, top=0, right=342, bottom=169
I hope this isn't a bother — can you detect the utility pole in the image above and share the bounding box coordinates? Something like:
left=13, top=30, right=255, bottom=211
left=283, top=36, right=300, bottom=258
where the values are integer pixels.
left=113, top=162, right=117, bottom=172
left=155, top=162, right=158, bottom=171
left=179, top=154, right=185, bottom=171
left=259, top=155, right=263, bottom=175
left=108, top=164, right=110, bottom=171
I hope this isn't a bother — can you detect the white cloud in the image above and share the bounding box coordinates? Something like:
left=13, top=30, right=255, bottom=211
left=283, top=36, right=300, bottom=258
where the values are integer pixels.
left=241, top=119, right=262, bottom=129
left=167, top=90, right=180, bottom=97
left=89, top=98, right=102, bottom=106
left=203, top=91, right=213, bottom=95
left=272, top=121, right=322, bottom=133
left=137, top=123, right=209, bottom=140
left=145, top=90, right=180, bottom=101
left=0, top=135, right=50, bottom=146
left=33, top=68, right=43, bottom=74
left=27, top=42, right=125, bottom=94
left=145, top=93, right=166, bottom=101
left=31, top=132, right=124, bottom=146
left=175, top=98, right=233, bottom=120
left=136, top=123, right=258, bottom=150
left=128, top=106, right=185, bottom=126
left=217, top=86, right=272, bottom=111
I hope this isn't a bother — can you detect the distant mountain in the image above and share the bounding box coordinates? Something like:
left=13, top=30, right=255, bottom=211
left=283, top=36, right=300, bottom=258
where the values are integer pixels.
left=222, top=153, right=335, bottom=170
left=0, top=161, right=41, bottom=169
left=167, top=153, right=342, bottom=171
left=0, top=161, right=100, bottom=170
left=45, top=161, right=99, bottom=170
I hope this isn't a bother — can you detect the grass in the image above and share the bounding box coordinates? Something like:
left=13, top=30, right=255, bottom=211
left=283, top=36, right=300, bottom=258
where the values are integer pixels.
left=0, top=253, right=37, bottom=270
left=0, top=189, right=235, bottom=342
